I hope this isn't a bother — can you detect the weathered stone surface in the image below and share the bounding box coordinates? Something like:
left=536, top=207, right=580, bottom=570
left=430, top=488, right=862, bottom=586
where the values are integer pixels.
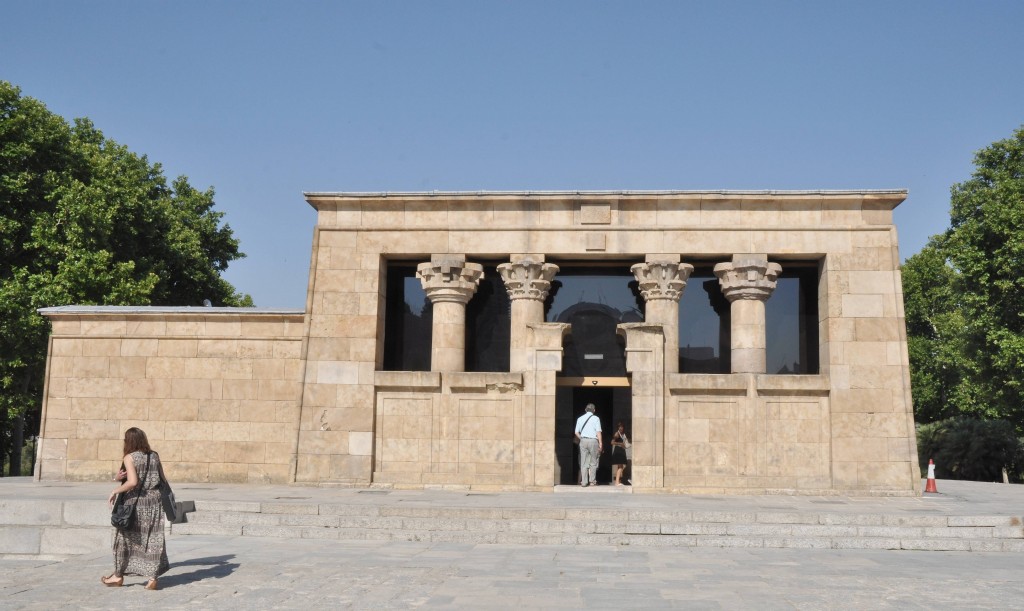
left=37, top=191, right=918, bottom=494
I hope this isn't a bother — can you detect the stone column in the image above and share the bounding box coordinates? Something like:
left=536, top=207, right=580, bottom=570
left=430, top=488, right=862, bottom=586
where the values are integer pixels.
left=416, top=255, right=484, bottom=372
left=713, top=254, right=782, bottom=374
left=497, top=256, right=559, bottom=372
left=630, top=256, right=693, bottom=374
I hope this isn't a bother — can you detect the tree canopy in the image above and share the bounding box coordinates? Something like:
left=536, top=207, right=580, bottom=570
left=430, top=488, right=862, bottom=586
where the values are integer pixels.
left=0, top=81, right=251, bottom=474
left=903, top=126, right=1024, bottom=431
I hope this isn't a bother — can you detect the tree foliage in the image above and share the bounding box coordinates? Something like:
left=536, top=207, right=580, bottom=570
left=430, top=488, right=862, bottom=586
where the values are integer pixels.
left=917, top=418, right=1022, bottom=483
left=903, top=126, right=1024, bottom=432
left=0, top=81, right=251, bottom=473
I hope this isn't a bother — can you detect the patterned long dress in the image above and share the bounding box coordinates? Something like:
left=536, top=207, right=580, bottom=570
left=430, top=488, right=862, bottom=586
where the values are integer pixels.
left=112, top=451, right=170, bottom=579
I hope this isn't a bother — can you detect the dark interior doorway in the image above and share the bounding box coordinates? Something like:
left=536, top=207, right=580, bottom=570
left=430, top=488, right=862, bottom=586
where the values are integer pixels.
left=555, top=386, right=630, bottom=485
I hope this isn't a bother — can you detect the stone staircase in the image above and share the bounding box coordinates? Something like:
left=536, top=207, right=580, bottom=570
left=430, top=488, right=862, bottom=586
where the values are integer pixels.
left=171, top=494, right=1024, bottom=553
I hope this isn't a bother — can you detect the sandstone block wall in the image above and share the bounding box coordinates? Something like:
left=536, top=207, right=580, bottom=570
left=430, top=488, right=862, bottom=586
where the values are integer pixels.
left=37, top=190, right=920, bottom=494
left=372, top=371, right=531, bottom=489
left=37, top=310, right=305, bottom=484
left=663, top=374, right=833, bottom=492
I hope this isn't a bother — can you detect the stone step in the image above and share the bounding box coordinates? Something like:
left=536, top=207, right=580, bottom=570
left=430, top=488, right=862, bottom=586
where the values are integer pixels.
left=180, top=508, right=1024, bottom=538
left=184, top=499, right=1024, bottom=527
left=0, top=499, right=113, bottom=559
left=169, top=521, right=1024, bottom=552
left=0, top=497, right=191, bottom=559
left=170, top=500, right=1024, bottom=552
left=5, top=486, right=1023, bottom=557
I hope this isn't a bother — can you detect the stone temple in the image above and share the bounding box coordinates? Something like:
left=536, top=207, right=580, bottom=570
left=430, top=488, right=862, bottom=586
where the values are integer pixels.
left=36, top=190, right=922, bottom=494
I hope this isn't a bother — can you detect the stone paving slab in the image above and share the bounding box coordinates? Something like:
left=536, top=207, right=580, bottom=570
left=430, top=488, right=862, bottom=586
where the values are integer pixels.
left=2, top=534, right=1023, bottom=609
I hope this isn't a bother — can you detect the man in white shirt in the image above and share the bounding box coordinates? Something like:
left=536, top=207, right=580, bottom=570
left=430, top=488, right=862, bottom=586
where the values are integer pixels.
left=574, top=403, right=603, bottom=487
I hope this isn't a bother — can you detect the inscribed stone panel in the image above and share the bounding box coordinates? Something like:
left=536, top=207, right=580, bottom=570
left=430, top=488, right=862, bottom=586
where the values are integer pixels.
left=764, top=400, right=829, bottom=479
left=457, top=399, right=514, bottom=470
left=379, top=397, right=432, bottom=471
left=580, top=203, right=611, bottom=224
left=666, top=399, right=738, bottom=477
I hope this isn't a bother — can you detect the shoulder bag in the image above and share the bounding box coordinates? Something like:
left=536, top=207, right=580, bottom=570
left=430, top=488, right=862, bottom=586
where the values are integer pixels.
left=158, top=461, right=178, bottom=522
left=573, top=414, right=594, bottom=445
left=111, top=453, right=150, bottom=529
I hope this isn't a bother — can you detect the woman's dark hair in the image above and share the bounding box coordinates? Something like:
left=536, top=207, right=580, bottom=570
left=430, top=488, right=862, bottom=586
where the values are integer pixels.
left=616, top=421, right=625, bottom=430
left=123, top=427, right=152, bottom=455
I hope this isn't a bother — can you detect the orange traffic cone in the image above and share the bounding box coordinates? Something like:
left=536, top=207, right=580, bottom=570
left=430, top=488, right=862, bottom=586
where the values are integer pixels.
left=924, top=458, right=938, bottom=494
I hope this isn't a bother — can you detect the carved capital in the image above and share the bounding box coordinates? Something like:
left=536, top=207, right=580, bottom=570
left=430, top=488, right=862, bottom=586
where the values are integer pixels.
left=497, top=260, right=559, bottom=301
left=630, top=261, right=694, bottom=302
left=713, top=257, right=782, bottom=302
left=416, top=258, right=484, bottom=304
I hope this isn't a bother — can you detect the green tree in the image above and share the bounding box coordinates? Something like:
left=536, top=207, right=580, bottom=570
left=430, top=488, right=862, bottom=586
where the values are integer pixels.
left=903, top=126, right=1024, bottom=432
left=902, top=242, right=972, bottom=423
left=917, top=418, right=1022, bottom=483
left=1, top=82, right=251, bottom=475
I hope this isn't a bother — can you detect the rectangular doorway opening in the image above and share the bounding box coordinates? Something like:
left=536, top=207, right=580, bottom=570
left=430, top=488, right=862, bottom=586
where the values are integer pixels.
left=555, top=385, right=632, bottom=486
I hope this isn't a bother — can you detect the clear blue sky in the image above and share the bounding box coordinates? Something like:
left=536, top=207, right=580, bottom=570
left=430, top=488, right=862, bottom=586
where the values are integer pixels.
left=5, top=1, right=1023, bottom=308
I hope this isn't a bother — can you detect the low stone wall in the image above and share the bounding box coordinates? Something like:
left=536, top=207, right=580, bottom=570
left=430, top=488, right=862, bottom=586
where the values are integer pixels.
left=37, top=308, right=306, bottom=484
left=0, top=497, right=112, bottom=558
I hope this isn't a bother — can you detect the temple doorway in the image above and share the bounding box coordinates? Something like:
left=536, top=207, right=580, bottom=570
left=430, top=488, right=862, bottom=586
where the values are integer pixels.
left=555, top=385, right=632, bottom=485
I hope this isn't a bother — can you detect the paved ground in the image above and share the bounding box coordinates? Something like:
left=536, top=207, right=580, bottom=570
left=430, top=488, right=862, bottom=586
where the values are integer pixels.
left=3, top=534, right=1023, bottom=609
left=2, top=479, right=1023, bottom=609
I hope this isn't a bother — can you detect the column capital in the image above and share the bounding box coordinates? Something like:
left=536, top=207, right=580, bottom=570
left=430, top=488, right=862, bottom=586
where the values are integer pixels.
left=713, top=256, right=782, bottom=302
left=630, top=260, right=694, bottom=302
left=497, top=259, right=559, bottom=301
left=416, top=257, right=484, bottom=304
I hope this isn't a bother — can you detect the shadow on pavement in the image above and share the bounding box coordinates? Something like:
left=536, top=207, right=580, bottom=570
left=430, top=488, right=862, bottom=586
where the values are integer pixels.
left=160, top=555, right=239, bottom=588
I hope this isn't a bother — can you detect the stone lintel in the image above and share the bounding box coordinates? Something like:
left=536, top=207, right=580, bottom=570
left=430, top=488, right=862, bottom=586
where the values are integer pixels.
left=665, top=373, right=832, bottom=397
left=667, top=373, right=750, bottom=396
left=510, top=253, right=546, bottom=264
left=446, top=372, right=524, bottom=393
left=374, top=370, right=442, bottom=391
left=755, top=374, right=831, bottom=396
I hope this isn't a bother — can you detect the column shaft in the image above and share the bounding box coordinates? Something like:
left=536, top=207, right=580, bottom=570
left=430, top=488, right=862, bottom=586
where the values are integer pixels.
left=630, top=258, right=692, bottom=374
left=498, top=257, right=559, bottom=371
left=714, top=254, right=782, bottom=374
left=417, top=256, right=483, bottom=372
left=431, top=300, right=467, bottom=372
left=730, top=299, right=766, bottom=373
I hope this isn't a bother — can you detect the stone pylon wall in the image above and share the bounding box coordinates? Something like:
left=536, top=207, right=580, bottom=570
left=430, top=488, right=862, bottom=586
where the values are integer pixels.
left=36, top=310, right=305, bottom=483
left=821, top=227, right=921, bottom=489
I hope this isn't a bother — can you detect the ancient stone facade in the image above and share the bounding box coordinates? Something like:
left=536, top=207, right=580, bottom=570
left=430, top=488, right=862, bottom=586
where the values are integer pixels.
left=37, top=191, right=921, bottom=494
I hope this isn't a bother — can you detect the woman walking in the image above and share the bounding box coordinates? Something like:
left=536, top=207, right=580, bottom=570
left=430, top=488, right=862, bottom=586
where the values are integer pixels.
left=102, top=427, right=170, bottom=589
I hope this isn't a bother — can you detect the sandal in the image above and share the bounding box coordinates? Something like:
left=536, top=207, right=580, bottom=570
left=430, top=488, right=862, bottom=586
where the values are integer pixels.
left=100, top=574, right=123, bottom=587
left=145, top=578, right=159, bottom=590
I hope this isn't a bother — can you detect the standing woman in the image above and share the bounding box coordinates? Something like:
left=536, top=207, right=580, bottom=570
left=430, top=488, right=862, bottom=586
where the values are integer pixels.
left=610, top=422, right=630, bottom=486
left=102, top=427, right=170, bottom=589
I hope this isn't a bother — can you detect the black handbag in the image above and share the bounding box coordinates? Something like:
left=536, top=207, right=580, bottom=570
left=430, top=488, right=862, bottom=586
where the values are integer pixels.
left=110, top=453, right=150, bottom=529
left=110, top=494, right=134, bottom=529
left=159, top=480, right=177, bottom=522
